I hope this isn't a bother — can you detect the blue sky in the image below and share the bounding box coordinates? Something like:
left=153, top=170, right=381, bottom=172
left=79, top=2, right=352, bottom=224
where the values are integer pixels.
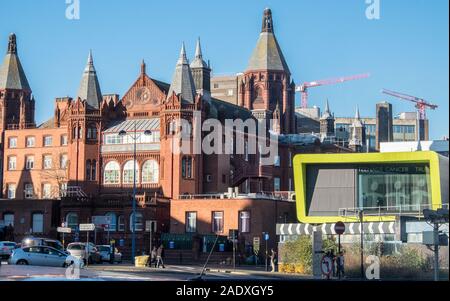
left=1, top=0, right=448, bottom=139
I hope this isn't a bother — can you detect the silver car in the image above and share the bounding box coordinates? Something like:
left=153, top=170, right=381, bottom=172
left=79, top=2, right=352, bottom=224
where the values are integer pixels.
left=9, top=246, right=69, bottom=267
left=67, top=242, right=101, bottom=264
left=0, top=241, right=17, bottom=259
left=97, top=245, right=122, bottom=263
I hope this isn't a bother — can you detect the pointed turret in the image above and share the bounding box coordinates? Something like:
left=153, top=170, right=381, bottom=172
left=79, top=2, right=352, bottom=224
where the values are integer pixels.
left=77, top=50, right=102, bottom=109
left=352, top=105, right=364, bottom=127
left=321, top=99, right=333, bottom=120
left=167, top=43, right=197, bottom=103
left=246, top=8, right=290, bottom=73
left=190, top=38, right=211, bottom=93
left=0, top=33, right=31, bottom=91
left=190, top=38, right=208, bottom=69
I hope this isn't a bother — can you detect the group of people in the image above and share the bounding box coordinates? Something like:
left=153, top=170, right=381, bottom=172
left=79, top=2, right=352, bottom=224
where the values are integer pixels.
left=326, top=250, right=345, bottom=279
left=147, top=245, right=165, bottom=268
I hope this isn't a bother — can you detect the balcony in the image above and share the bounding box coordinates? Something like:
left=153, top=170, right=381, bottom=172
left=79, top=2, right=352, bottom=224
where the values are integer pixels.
left=100, top=143, right=160, bottom=153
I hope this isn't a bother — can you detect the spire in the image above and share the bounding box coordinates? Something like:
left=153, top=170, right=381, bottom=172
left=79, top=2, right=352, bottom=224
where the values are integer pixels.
left=167, top=43, right=197, bottom=103
left=141, top=59, right=146, bottom=75
left=77, top=50, right=102, bottom=109
left=321, top=99, right=333, bottom=120
left=247, top=8, right=290, bottom=73
left=190, top=37, right=209, bottom=69
left=261, top=8, right=274, bottom=33
left=352, top=105, right=364, bottom=127
left=0, top=33, right=31, bottom=91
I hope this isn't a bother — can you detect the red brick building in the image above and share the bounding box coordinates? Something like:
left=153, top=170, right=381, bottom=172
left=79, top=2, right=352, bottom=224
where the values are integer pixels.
left=0, top=9, right=349, bottom=257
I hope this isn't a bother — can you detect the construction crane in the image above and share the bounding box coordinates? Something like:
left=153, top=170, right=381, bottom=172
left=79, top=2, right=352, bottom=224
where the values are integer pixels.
left=381, top=88, right=438, bottom=120
left=296, top=73, right=370, bottom=108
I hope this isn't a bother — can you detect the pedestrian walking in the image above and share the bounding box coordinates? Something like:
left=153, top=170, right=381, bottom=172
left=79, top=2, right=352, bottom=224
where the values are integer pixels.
left=148, top=246, right=157, bottom=267
left=269, top=249, right=277, bottom=272
left=337, top=251, right=345, bottom=278
left=156, top=245, right=165, bottom=268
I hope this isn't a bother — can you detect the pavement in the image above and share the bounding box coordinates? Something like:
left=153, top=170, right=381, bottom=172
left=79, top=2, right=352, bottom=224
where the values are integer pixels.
left=0, top=260, right=311, bottom=281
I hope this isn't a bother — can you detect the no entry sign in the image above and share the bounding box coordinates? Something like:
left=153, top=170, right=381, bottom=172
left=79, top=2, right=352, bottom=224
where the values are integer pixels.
left=334, top=221, right=346, bottom=235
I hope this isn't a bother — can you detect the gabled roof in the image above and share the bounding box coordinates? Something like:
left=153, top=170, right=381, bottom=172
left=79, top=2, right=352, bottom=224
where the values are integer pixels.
left=167, top=43, right=197, bottom=103
left=246, top=9, right=290, bottom=74
left=0, top=33, right=31, bottom=91
left=77, top=50, right=102, bottom=109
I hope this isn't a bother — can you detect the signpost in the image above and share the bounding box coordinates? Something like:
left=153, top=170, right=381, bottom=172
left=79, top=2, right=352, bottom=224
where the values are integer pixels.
left=263, top=232, right=269, bottom=271
left=145, top=220, right=157, bottom=256
left=229, top=229, right=238, bottom=270
left=253, top=237, right=260, bottom=265
left=334, top=221, right=346, bottom=280
left=79, top=223, right=95, bottom=267
left=57, top=225, right=72, bottom=249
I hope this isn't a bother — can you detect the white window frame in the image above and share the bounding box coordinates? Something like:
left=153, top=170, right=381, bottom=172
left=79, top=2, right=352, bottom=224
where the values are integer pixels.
left=43, top=155, right=52, bottom=169
left=7, top=184, right=16, bottom=199
left=26, top=136, right=35, bottom=147
left=103, top=161, right=120, bottom=184
left=43, top=135, right=53, bottom=147
left=25, top=183, right=34, bottom=199
left=8, top=137, right=17, bottom=148
left=26, top=156, right=35, bottom=170
left=8, top=156, right=17, bottom=170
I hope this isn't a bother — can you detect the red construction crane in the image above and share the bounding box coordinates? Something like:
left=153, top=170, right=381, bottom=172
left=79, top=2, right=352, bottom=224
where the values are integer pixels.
left=382, top=88, right=438, bottom=120
left=296, top=73, right=370, bottom=108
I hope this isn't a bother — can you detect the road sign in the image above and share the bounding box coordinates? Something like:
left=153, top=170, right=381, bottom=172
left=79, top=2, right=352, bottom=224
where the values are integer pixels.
left=253, top=237, right=260, bottom=254
left=264, top=233, right=270, bottom=241
left=57, top=227, right=72, bottom=233
left=334, top=221, right=346, bottom=235
left=229, top=229, right=238, bottom=241
left=145, top=220, right=157, bottom=232
left=79, top=223, right=95, bottom=231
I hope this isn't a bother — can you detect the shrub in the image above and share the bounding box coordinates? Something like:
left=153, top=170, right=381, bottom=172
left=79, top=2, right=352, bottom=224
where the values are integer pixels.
left=279, top=235, right=313, bottom=274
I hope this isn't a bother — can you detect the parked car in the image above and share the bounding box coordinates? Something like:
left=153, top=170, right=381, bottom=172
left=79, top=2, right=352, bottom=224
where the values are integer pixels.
left=96, top=245, right=122, bottom=263
left=0, top=241, right=17, bottom=259
left=21, top=237, right=64, bottom=251
left=67, top=242, right=102, bottom=264
left=9, top=246, right=70, bottom=267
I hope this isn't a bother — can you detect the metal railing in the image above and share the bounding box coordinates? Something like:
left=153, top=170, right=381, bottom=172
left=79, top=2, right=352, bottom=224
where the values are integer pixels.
left=339, top=203, right=449, bottom=219
left=178, top=191, right=295, bottom=201
left=100, top=143, right=160, bottom=153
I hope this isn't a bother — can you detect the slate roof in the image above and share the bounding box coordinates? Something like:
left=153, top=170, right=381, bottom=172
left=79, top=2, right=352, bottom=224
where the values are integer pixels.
left=104, top=118, right=160, bottom=133
left=77, top=50, right=102, bottom=109
left=167, top=43, right=197, bottom=103
left=0, top=33, right=31, bottom=91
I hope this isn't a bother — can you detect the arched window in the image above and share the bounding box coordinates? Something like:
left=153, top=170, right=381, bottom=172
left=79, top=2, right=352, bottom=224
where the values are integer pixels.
left=78, top=126, right=83, bottom=139
left=66, top=212, right=78, bottom=229
left=253, top=86, right=263, bottom=102
left=117, top=215, right=125, bottom=232
left=123, top=160, right=139, bottom=184
left=142, top=160, right=159, bottom=183
left=86, top=160, right=91, bottom=180
left=129, top=212, right=143, bottom=232
left=105, top=212, right=117, bottom=232
left=103, top=161, right=120, bottom=184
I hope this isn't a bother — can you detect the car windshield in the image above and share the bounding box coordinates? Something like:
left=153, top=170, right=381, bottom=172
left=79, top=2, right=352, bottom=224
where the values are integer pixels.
left=68, top=244, right=85, bottom=250
left=4, top=243, right=15, bottom=247
left=97, top=246, right=110, bottom=252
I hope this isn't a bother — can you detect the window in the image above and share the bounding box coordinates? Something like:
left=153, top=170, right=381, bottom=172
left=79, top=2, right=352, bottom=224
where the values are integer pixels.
left=78, top=126, right=83, bottom=139
left=205, top=174, right=212, bottom=183
left=227, top=89, right=234, bottom=96
left=25, top=183, right=34, bottom=198
left=239, top=211, right=250, bottom=233
left=123, top=160, right=139, bottom=184
left=3, top=213, right=14, bottom=227
left=104, top=134, right=122, bottom=145
left=43, top=155, right=52, bottom=169
left=105, top=212, right=117, bottom=232
left=103, top=161, right=120, bottom=184
left=7, top=184, right=16, bottom=199
left=60, top=154, right=68, bottom=169
left=26, top=156, right=34, bottom=170
left=66, top=213, right=78, bottom=229
left=185, top=212, right=197, bottom=233
left=129, top=212, right=143, bottom=232
left=118, top=215, right=125, bottom=231
left=212, top=211, right=224, bottom=233
left=8, top=137, right=17, bottom=148
left=87, top=125, right=97, bottom=140
left=274, top=177, right=281, bottom=191
left=42, top=183, right=52, bottom=199
left=182, top=157, right=193, bottom=179
left=91, top=160, right=97, bottom=180
left=32, top=213, right=44, bottom=233
left=214, top=83, right=219, bottom=89
left=86, top=160, right=91, bottom=181
left=8, top=156, right=17, bottom=170
left=59, top=183, right=67, bottom=197
left=274, top=155, right=281, bottom=167
left=43, top=136, right=53, bottom=147
left=26, top=136, right=35, bottom=147
left=142, top=160, right=159, bottom=183
left=61, top=135, right=68, bottom=146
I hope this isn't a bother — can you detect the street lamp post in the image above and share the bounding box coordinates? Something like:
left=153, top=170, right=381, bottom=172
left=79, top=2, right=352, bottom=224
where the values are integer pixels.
left=119, top=122, right=151, bottom=264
